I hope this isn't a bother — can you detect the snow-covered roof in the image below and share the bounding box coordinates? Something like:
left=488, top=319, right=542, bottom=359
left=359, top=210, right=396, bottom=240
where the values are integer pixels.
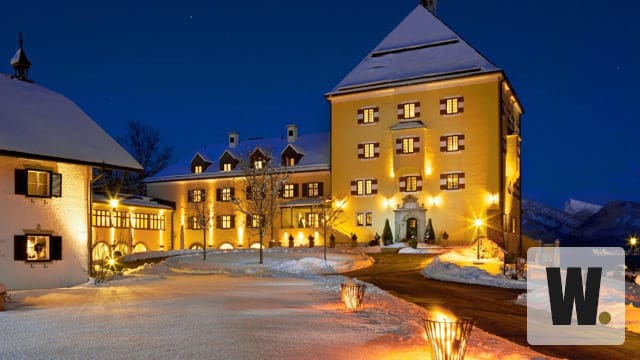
left=93, top=193, right=175, bottom=210
left=390, top=121, right=427, bottom=130
left=328, top=5, right=499, bottom=95
left=145, top=132, right=330, bottom=183
left=0, top=74, right=142, bottom=171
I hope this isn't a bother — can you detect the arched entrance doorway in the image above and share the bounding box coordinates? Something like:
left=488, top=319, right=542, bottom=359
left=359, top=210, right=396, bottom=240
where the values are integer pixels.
left=406, top=217, right=418, bottom=240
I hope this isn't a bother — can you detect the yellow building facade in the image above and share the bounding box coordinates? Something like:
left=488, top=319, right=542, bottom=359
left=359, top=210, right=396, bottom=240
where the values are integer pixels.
left=326, top=4, right=523, bottom=251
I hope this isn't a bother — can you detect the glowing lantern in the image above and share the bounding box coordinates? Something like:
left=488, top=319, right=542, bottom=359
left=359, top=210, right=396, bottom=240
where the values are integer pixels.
left=423, top=310, right=474, bottom=360
left=340, top=282, right=366, bottom=310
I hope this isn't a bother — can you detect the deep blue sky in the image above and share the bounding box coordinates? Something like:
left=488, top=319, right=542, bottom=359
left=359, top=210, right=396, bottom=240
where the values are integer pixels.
left=2, top=0, right=639, bottom=209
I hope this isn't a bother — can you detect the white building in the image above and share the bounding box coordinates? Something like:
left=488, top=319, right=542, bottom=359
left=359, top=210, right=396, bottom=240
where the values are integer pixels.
left=0, top=39, right=141, bottom=290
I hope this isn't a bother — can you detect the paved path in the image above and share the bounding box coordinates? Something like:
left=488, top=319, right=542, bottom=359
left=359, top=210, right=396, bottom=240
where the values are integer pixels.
left=344, top=252, right=640, bottom=360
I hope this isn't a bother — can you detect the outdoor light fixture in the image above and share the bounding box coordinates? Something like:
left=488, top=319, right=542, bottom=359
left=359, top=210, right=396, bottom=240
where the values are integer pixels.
left=109, top=198, right=119, bottom=209
left=424, top=311, right=474, bottom=360
left=340, top=281, right=366, bottom=310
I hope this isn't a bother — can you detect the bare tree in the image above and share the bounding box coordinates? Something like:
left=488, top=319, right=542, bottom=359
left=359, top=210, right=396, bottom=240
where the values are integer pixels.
left=185, top=189, right=213, bottom=261
left=320, top=197, right=347, bottom=262
left=233, top=152, right=288, bottom=264
left=99, top=120, right=173, bottom=195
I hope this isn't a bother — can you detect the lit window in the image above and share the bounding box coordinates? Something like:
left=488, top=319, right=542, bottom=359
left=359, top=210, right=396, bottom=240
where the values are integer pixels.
left=448, top=135, right=459, bottom=151
left=306, top=213, right=320, bottom=228
left=223, top=163, right=232, bottom=172
left=254, top=160, right=263, bottom=169
left=363, top=108, right=374, bottom=123
left=28, top=170, right=50, bottom=196
left=26, top=235, right=50, bottom=261
left=308, top=182, right=319, bottom=197
left=188, top=189, right=205, bottom=203
left=503, top=213, right=509, bottom=232
left=222, top=187, right=232, bottom=201
left=287, top=157, right=295, bottom=167
left=189, top=216, right=202, bottom=230
left=194, top=165, right=203, bottom=174
left=510, top=216, right=517, bottom=234
left=357, top=180, right=373, bottom=195
left=447, top=174, right=460, bottom=190
left=221, top=215, right=232, bottom=229
left=441, top=97, right=464, bottom=115
left=403, top=103, right=415, bottom=119
left=283, top=184, right=295, bottom=198
left=405, top=176, right=417, bottom=192
left=402, top=138, right=414, bottom=154
left=251, top=215, right=262, bottom=228
left=356, top=211, right=373, bottom=226
left=363, top=143, right=375, bottom=158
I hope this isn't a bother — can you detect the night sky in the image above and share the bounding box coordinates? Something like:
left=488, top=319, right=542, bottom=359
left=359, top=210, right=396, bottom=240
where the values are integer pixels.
left=2, top=0, right=638, bottom=209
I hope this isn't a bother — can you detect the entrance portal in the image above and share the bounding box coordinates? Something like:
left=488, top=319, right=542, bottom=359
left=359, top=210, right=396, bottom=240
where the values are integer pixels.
left=406, top=217, right=418, bottom=240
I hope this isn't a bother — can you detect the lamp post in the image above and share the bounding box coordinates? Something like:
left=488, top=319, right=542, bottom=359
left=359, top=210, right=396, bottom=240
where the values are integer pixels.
left=474, top=218, right=483, bottom=261
left=630, top=236, right=638, bottom=274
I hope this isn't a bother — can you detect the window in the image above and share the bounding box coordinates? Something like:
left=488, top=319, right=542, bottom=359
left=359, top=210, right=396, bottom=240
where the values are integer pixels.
left=510, top=216, right=518, bottom=234
left=306, top=213, right=320, bottom=228
left=254, top=160, right=263, bottom=169
left=350, top=179, right=377, bottom=196
left=217, top=215, right=234, bottom=229
left=286, top=157, right=295, bottom=167
left=14, top=234, right=62, bottom=262
left=15, top=169, right=62, bottom=197
left=217, top=187, right=234, bottom=202
left=188, top=189, right=205, bottom=203
left=250, top=215, right=262, bottom=228
left=395, top=137, right=419, bottom=154
left=440, top=172, right=465, bottom=190
left=149, top=214, right=165, bottom=230
left=440, top=96, right=464, bottom=115
left=402, top=138, right=414, bottom=154
left=400, top=175, right=422, bottom=192
left=283, top=184, right=295, bottom=198
left=358, top=107, right=378, bottom=124
left=194, top=165, right=203, bottom=174
left=440, top=134, right=465, bottom=152
left=223, top=163, right=232, bottom=172
left=356, top=211, right=373, bottom=226
left=188, top=216, right=202, bottom=230
left=113, top=211, right=130, bottom=228
left=397, top=102, right=420, bottom=119
left=502, top=213, right=509, bottom=232
left=132, top=213, right=150, bottom=229
left=358, top=142, right=379, bottom=159
left=92, top=209, right=111, bottom=227
left=307, top=182, right=319, bottom=197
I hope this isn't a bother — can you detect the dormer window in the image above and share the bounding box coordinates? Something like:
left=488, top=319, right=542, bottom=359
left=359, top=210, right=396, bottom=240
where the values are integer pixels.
left=219, top=151, right=239, bottom=172
left=250, top=149, right=270, bottom=169
left=191, top=153, right=211, bottom=174
left=254, top=160, right=263, bottom=169
left=281, top=145, right=303, bottom=167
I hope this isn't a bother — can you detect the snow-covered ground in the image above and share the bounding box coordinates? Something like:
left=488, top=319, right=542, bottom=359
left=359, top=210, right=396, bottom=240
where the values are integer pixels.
left=0, top=248, right=555, bottom=359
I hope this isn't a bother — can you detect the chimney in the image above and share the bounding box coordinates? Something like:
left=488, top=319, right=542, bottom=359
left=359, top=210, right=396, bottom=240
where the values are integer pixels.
left=286, top=125, right=298, bottom=143
left=228, top=132, right=239, bottom=148
left=420, top=0, right=437, bottom=14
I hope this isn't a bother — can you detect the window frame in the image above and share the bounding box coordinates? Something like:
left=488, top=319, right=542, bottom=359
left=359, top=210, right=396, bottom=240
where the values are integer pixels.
left=307, top=182, right=319, bottom=197
left=402, top=138, right=415, bottom=154
left=440, top=172, right=465, bottom=191
left=405, top=176, right=418, bottom=192
left=356, top=211, right=373, bottom=227
left=188, top=189, right=205, bottom=203
left=221, top=215, right=232, bottom=229
left=283, top=184, right=295, bottom=199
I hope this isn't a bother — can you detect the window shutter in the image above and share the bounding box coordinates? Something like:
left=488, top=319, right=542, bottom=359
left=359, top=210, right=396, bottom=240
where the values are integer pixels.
left=14, top=169, right=27, bottom=195
left=230, top=187, right=235, bottom=200
left=216, top=216, right=222, bottom=229
left=230, top=216, right=235, bottom=228
left=373, top=107, right=379, bottom=122
left=414, top=102, right=421, bottom=118
left=416, top=176, right=423, bottom=191
left=395, top=139, right=402, bottom=154
left=371, top=179, right=378, bottom=194
left=459, top=173, right=466, bottom=189
left=14, top=235, right=27, bottom=261
left=301, top=183, right=309, bottom=197
left=439, top=99, right=447, bottom=115
left=246, top=186, right=252, bottom=200
left=440, top=174, right=447, bottom=190
left=246, top=214, right=252, bottom=228
left=439, top=136, right=447, bottom=152
left=187, top=190, right=193, bottom=202
left=458, top=134, right=465, bottom=150
left=413, top=136, right=420, bottom=152
left=293, top=184, right=299, bottom=197
left=350, top=181, right=357, bottom=195
left=399, top=176, right=406, bottom=192
left=374, top=143, right=380, bottom=158
left=216, top=189, right=222, bottom=201
left=318, top=182, right=324, bottom=197
left=51, top=173, right=62, bottom=197
left=397, top=104, right=404, bottom=119
left=50, top=236, right=62, bottom=260
left=457, top=96, right=464, bottom=113
left=357, top=108, right=364, bottom=124
left=357, top=144, right=364, bottom=159
left=201, top=190, right=206, bottom=202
